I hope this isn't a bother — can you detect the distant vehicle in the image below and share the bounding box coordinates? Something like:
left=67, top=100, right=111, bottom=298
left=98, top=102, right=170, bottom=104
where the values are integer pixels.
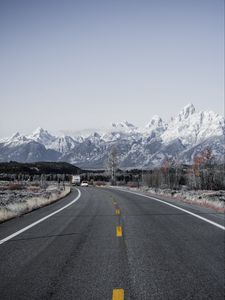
left=81, top=181, right=88, bottom=187
left=71, top=175, right=81, bottom=186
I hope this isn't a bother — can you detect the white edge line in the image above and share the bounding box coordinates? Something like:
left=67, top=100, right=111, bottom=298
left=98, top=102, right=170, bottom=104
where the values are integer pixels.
left=0, top=188, right=81, bottom=245
left=113, top=188, right=225, bottom=231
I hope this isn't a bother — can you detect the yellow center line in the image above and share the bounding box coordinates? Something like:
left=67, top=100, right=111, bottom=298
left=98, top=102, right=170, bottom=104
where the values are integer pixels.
left=115, top=209, right=121, bottom=215
left=112, top=289, right=124, bottom=300
left=116, top=226, right=123, bottom=237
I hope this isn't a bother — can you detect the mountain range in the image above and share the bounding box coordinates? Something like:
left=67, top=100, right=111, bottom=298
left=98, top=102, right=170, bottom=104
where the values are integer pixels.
left=0, top=104, right=224, bottom=169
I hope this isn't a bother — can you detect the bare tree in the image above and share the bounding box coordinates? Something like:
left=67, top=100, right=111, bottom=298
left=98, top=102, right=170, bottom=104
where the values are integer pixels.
left=106, top=146, right=118, bottom=185
left=192, top=148, right=213, bottom=189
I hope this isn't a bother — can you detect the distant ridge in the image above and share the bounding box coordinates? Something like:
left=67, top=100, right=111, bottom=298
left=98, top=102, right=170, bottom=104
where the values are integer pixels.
left=0, top=104, right=224, bottom=169
left=0, top=161, right=82, bottom=175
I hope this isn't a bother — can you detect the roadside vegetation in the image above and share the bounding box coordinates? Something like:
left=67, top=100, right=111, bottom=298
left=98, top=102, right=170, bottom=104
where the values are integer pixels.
left=0, top=181, right=71, bottom=223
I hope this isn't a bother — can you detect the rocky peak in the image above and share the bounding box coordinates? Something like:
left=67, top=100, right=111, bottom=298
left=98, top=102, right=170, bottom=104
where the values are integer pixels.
left=111, top=121, right=136, bottom=131
left=178, top=103, right=196, bottom=120
left=145, top=115, right=165, bottom=128
left=29, top=127, right=55, bottom=146
left=11, top=132, right=21, bottom=139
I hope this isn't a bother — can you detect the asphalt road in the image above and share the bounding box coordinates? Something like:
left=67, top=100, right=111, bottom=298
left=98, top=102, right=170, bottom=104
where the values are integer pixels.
left=0, top=187, right=224, bottom=299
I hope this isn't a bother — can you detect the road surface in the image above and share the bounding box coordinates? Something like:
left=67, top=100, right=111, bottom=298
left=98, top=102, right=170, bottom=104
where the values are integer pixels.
left=0, top=187, right=224, bottom=299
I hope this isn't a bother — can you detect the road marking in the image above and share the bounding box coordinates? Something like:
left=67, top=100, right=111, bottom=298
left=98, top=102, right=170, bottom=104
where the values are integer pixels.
left=0, top=188, right=81, bottom=245
left=114, top=189, right=225, bottom=231
left=112, top=289, right=124, bottom=300
left=116, top=226, right=123, bottom=237
left=116, top=209, right=121, bottom=215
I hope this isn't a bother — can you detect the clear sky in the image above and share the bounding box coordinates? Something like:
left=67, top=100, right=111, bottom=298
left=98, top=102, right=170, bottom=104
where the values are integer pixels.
left=0, top=0, right=224, bottom=137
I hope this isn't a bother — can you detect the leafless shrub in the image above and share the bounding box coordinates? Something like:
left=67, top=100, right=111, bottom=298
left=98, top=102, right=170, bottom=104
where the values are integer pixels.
left=8, top=184, right=24, bottom=190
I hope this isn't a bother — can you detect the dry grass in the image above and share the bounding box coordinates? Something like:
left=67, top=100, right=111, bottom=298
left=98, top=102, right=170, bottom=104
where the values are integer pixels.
left=114, top=186, right=225, bottom=213
left=94, top=181, right=107, bottom=186
left=0, top=187, right=71, bottom=223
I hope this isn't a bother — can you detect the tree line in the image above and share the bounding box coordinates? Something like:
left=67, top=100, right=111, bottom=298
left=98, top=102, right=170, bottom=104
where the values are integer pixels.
left=143, top=149, right=225, bottom=190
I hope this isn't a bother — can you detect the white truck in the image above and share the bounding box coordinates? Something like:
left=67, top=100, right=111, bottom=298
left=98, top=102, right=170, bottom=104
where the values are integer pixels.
left=71, top=175, right=81, bottom=186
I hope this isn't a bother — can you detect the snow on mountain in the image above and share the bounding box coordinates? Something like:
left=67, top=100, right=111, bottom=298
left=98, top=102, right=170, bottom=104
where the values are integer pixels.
left=161, top=104, right=224, bottom=145
left=0, top=104, right=224, bottom=168
left=48, top=135, right=78, bottom=153
left=180, top=135, right=225, bottom=164
left=60, top=127, right=107, bottom=139
left=2, top=132, right=30, bottom=147
left=28, top=127, right=56, bottom=146
left=111, top=121, right=137, bottom=132
left=98, top=121, right=139, bottom=142
left=178, top=103, right=196, bottom=120
left=0, top=137, right=60, bottom=163
left=145, top=115, right=166, bottom=130
left=141, top=115, right=167, bottom=140
left=101, top=130, right=139, bottom=143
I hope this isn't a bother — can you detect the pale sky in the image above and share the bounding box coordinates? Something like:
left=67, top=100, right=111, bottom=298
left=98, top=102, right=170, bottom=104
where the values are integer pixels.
left=0, top=0, right=224, bottom=138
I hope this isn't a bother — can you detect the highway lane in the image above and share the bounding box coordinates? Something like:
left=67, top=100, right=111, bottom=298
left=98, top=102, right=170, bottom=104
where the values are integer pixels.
left=0, top=187, right=224, bottom=299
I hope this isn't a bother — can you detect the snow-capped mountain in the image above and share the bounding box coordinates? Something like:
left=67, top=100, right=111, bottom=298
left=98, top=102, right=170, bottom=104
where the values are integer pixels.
left=49, top=136, right=78, bottom=153
left=161, top=104, right=224, bottom=145
left=28, top=127, right=56, bottom=146
left=0, top=104, right=224, bottom=169
left=111, top=121, right=137, bottom=133
left=145, top=115, right=166, bottom=131
left=0, top=133, right=60, bottom=163
left=2, top=132, right=30, bottom=147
